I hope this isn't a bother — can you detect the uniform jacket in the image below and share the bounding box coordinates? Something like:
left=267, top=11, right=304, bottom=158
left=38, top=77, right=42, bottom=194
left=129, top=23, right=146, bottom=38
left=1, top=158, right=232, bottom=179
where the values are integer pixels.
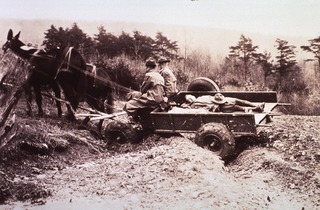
left=160, top=66, right=177, bottom=97
left=140, top=68, right=165, bottom=103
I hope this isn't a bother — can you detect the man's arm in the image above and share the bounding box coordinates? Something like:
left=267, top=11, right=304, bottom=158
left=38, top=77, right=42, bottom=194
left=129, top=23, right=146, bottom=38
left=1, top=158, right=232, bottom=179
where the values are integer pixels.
left=140, top=75, right=152, bottom=93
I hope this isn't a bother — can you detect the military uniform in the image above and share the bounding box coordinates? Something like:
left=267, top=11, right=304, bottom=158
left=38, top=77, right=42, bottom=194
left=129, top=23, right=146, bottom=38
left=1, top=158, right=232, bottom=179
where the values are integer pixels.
left=160, top=66, right=178, bottom=98
left=124, top=64, right=165, bottom=118
left=158, top=56, right=178, bottom=99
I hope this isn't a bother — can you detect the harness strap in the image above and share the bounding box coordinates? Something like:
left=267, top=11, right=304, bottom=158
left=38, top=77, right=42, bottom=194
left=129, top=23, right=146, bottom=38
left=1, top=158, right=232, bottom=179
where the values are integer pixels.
left=55, top=47, right=73, bottom=79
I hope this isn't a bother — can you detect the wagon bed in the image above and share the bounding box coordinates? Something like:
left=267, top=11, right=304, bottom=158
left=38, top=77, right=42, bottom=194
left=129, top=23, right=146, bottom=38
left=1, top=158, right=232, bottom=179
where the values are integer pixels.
left=149, top=91, right=281, bottom=137
left=105, top=90, right=288, bottom=160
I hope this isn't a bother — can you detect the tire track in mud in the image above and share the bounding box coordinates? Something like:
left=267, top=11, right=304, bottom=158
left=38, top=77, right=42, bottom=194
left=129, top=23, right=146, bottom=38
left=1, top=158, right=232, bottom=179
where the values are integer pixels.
left=2, top=115, right=319, bottom=209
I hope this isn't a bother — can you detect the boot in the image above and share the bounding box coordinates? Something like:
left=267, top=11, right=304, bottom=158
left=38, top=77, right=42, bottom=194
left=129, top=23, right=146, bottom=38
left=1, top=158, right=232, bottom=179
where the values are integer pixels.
left=251, top=102, right=265, bottom=112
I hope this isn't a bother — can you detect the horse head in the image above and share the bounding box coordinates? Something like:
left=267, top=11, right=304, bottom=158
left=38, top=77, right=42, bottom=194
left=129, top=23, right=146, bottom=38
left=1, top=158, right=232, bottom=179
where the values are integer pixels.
left=2, top=29, right=22, bottom=53
left=2, top=29, right=37, bottom=60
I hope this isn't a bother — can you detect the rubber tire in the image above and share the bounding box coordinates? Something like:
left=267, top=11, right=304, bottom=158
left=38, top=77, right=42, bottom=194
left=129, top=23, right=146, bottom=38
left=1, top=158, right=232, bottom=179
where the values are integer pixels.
left=104, top=121, right=137, bottom=144
left=187, top=77, right=220, bottom=91
left=195, top=123, right=235, bottom=160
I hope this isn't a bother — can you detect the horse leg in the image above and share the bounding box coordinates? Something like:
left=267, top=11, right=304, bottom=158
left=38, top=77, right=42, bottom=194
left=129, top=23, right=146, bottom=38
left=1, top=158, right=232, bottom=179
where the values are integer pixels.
left=95, top=93, right=112, bottom=133
left=83, top=95, right=104, bottom=133
left=24, top=83, right=34, bottom=117
left=62, top=87, right=77, bottom=121
left=65, top=104, right=76, bottom=121
left=83, top=96, right=100, bottom=129
left=57, top=77, right=78, bottom=120
left=63, top=87, right=77, bottom=121
left=81, top=96, right=92, bottom=127
left=98, top=91, right=114, bottom=132
left=52, top=83, right=62, bottom=117
left=105, top=89, right=115, bottom=114
left=33, top=84, right=44, bottom=116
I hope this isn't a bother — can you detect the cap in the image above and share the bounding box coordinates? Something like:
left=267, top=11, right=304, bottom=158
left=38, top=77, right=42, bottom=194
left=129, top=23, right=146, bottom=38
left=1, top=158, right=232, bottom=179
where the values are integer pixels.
left=145, top=57, right=157, bottom=67
left=212, top=93, right=227, bottom=104
left=158, top=56, right=170, bottom=64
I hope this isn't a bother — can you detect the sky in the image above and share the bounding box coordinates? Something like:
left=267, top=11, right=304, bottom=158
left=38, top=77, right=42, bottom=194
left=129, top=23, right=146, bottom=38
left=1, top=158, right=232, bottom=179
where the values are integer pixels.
left=1, top=0, right=320, bottom=37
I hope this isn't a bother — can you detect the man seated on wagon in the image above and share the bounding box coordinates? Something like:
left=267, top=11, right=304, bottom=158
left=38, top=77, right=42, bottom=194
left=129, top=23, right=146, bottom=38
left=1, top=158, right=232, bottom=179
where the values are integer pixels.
left=182, top=93, right=265, bottom=113
left=123, top=57, right=167, bottom=120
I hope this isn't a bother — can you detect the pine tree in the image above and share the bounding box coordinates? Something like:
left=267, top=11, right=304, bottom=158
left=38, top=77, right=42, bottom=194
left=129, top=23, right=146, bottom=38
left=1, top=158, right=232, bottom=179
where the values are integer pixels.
left=275, top=38, right=297, bottom=87
left=229, top=34, right=259, bottom=81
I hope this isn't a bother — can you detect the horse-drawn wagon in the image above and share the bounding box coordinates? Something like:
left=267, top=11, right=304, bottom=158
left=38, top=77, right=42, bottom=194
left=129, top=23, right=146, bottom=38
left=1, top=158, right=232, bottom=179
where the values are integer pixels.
left=0, top=29, right=289, bottom=160
left=105, top=89, right=289, bottom=160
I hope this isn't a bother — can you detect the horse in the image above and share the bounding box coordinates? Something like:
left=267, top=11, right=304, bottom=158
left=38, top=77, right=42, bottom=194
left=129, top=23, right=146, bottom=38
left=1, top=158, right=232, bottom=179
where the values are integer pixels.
left=83, top=64, right=115, bottom=131
left=2, top=29, right=116, bottom=132
left=2, top=29, right=87, bottom=119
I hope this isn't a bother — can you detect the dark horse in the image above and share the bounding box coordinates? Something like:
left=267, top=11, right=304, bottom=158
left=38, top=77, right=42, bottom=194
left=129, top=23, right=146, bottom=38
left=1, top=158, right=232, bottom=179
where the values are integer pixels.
left=2, top=29, right=115, bottom=132
left=2, top=29, right=87, bottom=119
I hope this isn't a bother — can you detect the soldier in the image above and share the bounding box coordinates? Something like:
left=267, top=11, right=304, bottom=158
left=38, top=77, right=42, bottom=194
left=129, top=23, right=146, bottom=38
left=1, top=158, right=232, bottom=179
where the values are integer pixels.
left=158, top=56, right=178, bottom=101
left=124, top=57, right=166, bottom=119
left=212, top=93, right=265, bottom=113
left=183, top=93, right=265, bottom=113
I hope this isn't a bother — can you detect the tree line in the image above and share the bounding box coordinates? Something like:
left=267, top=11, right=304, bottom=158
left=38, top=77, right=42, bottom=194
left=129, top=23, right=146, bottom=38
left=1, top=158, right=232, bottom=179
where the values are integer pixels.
left=207, top=34, right=320, bottom=93
left=42, top=23, right=179, bottom=62
left=41, top=23, right=320, bottom=92
left=227, top=35, right=300, bottom=91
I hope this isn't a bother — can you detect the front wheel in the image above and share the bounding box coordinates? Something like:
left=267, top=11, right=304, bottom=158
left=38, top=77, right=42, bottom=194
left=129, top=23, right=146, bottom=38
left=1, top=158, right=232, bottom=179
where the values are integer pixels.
left=195, top=123, right=235, bottom=160
left=104, top=121, right=137, bottom=144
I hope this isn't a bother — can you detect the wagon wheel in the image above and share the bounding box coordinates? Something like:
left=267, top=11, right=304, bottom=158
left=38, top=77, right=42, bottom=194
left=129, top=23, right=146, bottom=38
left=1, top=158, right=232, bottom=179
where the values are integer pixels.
left=187, top=77, right=220, bottom=91
left=195, top=123, right=235, bottom=160
left=104, top=121, right=137, bottom=144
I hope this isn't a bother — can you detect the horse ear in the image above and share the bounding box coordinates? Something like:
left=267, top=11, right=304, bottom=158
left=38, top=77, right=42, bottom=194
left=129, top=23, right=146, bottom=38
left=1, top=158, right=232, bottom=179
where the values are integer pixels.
left=14, top=31, right=21, bottom=39
left=7, top=29, right=13, bottom=40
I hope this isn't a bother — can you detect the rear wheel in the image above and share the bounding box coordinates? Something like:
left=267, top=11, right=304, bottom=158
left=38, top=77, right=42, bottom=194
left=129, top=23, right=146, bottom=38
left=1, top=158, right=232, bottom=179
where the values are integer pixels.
left=187, top=77, right=220, bottom=91
left=104, top=121, right=137, bottom=144
left=195, top=123, right=235, bottom=160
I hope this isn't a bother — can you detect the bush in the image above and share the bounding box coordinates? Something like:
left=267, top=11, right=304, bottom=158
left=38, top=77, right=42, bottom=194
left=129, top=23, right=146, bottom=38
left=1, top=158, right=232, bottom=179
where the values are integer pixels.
left=95, top=56, right=144, bottom=98
left=281, top=90, right=320, bottom=115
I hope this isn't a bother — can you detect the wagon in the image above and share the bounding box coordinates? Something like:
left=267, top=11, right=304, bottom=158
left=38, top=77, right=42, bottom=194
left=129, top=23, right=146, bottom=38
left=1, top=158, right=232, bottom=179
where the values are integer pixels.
left=105, top=90, right=288, bottom=160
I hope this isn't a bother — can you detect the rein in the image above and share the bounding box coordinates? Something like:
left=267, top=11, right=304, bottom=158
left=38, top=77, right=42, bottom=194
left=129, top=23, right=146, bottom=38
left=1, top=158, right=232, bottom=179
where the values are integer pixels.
left=30, top=51, right=56, bottom=61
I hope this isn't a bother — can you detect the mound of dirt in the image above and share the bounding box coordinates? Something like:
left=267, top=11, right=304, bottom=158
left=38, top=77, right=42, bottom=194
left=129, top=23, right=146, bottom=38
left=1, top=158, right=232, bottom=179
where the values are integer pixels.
left=0, top=99, right=319, bottom=209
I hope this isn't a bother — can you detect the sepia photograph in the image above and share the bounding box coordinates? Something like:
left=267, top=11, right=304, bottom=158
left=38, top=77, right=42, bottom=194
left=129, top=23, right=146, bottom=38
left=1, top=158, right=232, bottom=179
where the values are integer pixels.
left=0, top=0, right=319, bottom=209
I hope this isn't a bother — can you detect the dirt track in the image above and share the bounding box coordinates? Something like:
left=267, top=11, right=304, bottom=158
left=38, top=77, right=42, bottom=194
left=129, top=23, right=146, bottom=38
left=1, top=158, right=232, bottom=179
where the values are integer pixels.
left=0, top=102, right=319, bottom=209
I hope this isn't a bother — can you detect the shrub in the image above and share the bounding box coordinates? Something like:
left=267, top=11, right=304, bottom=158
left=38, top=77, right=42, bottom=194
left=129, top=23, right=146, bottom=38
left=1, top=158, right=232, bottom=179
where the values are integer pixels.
left=95, top=56, right=144, bottom=98
left=278, top=86, right=320, bottom=115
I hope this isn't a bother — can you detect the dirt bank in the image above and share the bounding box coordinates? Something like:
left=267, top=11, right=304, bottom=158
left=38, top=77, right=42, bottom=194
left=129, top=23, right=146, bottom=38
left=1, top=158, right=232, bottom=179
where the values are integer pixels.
left=0, top=103, right=319, bottom=209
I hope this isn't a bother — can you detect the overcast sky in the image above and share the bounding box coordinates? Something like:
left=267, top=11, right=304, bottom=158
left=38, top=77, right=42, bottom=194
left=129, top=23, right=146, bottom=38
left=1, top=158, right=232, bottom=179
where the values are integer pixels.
left=2, top=0, right=320, bottom=37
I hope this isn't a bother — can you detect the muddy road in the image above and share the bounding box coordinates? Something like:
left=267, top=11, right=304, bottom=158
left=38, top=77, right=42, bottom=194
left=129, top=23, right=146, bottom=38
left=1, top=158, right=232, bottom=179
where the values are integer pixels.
left=0, top=101, right=319, bottom=209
